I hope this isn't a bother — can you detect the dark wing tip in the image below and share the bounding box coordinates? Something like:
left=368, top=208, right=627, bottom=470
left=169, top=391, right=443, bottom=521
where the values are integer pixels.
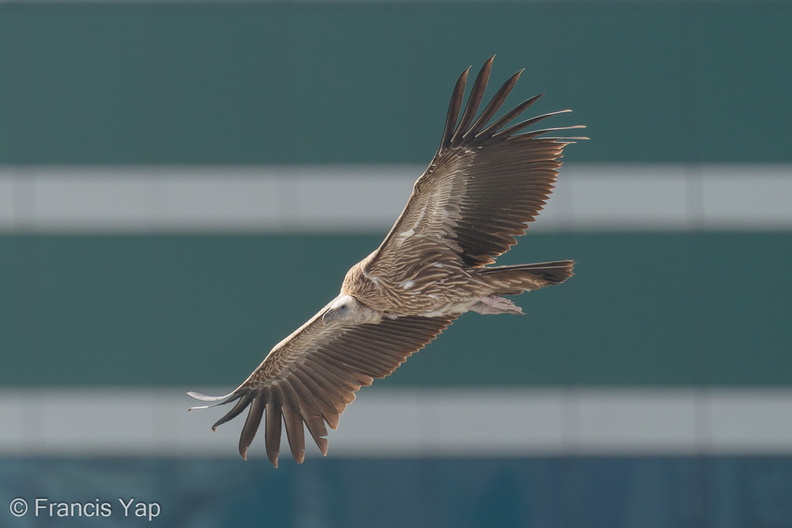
left=209, top=391, right=253, bottom=431
left=238, top=395, right=265, bottom=460
left=449, top=57, right=495, bottom=146
left=440, top=65, right=471, bottom=151
left=436, top=59, right=585, bottom=152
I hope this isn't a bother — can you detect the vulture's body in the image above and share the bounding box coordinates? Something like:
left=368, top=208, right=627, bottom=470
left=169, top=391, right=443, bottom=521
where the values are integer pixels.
left=189, top=58, right=585, bottom=467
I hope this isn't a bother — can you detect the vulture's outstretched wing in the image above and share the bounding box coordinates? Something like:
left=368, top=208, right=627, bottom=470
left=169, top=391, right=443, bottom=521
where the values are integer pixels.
left=190, top=308, right=454, bottom=466
left=365, top=56, right=586, bottom=276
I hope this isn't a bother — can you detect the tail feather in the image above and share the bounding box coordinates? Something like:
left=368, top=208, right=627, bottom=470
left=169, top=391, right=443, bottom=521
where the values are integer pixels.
left=478, top=260, right=574, bottom=293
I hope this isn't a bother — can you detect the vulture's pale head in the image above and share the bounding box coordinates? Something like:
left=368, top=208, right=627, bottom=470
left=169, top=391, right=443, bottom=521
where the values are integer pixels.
left=322, top=294, right=380, bottom=326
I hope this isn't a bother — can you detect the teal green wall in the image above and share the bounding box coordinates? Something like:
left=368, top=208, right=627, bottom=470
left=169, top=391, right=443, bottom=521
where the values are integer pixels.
left=4, top=233, right=790, bottom=387
left=1, top=1, right=791, bottom=164
left=2, top=3, right=791, bottom=525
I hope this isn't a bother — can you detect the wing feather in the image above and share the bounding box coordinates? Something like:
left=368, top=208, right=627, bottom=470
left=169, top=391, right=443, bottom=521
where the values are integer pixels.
left=308, top=353, right=373, bottom=387
left=264, top=391, right=283, bottom=467
left=292, top=369, right=344, bottom=426
left=279, top=383, right=308, bottom=463
left=302, top=358, right=359, bottom=407
left=195, top=308, right=454, bottom=466
left=475, top=93, right=543, bottom=141
left=286, top=374, right=330, bottom=453
left=440, top=66, right=470, bottom=151
left=238, top=394, right=265, bottom=460
left=463, top=69, right=523, bottom=142
left=210, top=389, right=253, bottom=431
left=450, top=57, right=493, bottom=146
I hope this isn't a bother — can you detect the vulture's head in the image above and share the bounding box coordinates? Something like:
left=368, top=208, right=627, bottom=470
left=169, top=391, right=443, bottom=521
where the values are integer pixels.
left=322, top=294, right=380, bottom=326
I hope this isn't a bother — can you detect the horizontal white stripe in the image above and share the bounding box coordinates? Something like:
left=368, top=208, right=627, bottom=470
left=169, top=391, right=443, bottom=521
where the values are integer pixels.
left=0, top=164, right=790, bottom=234
left=3, top=388, right=792, bottom=458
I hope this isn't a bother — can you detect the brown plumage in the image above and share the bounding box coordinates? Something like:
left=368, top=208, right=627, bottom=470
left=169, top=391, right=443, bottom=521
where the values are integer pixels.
left=189, top=57, right=585, bottom=466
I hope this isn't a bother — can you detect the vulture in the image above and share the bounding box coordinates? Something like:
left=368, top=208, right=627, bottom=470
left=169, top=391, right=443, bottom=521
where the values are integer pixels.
left=189, top=57, right=585, bottom=466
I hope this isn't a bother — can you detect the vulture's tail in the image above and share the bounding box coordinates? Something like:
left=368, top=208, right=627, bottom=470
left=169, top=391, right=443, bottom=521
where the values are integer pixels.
left=478, top=260, right=575, bottom=294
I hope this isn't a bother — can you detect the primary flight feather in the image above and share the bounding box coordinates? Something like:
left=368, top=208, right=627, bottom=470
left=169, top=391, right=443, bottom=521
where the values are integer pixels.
left=189, top=57, right=585, bottom=467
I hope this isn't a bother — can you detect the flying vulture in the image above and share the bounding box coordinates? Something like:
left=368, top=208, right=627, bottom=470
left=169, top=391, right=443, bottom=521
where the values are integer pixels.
left=189, top=57, right=585, bottom=466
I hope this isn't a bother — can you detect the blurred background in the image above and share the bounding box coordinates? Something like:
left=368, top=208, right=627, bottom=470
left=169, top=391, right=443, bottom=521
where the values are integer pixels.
left=2, top=1, right=792, bottom=527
